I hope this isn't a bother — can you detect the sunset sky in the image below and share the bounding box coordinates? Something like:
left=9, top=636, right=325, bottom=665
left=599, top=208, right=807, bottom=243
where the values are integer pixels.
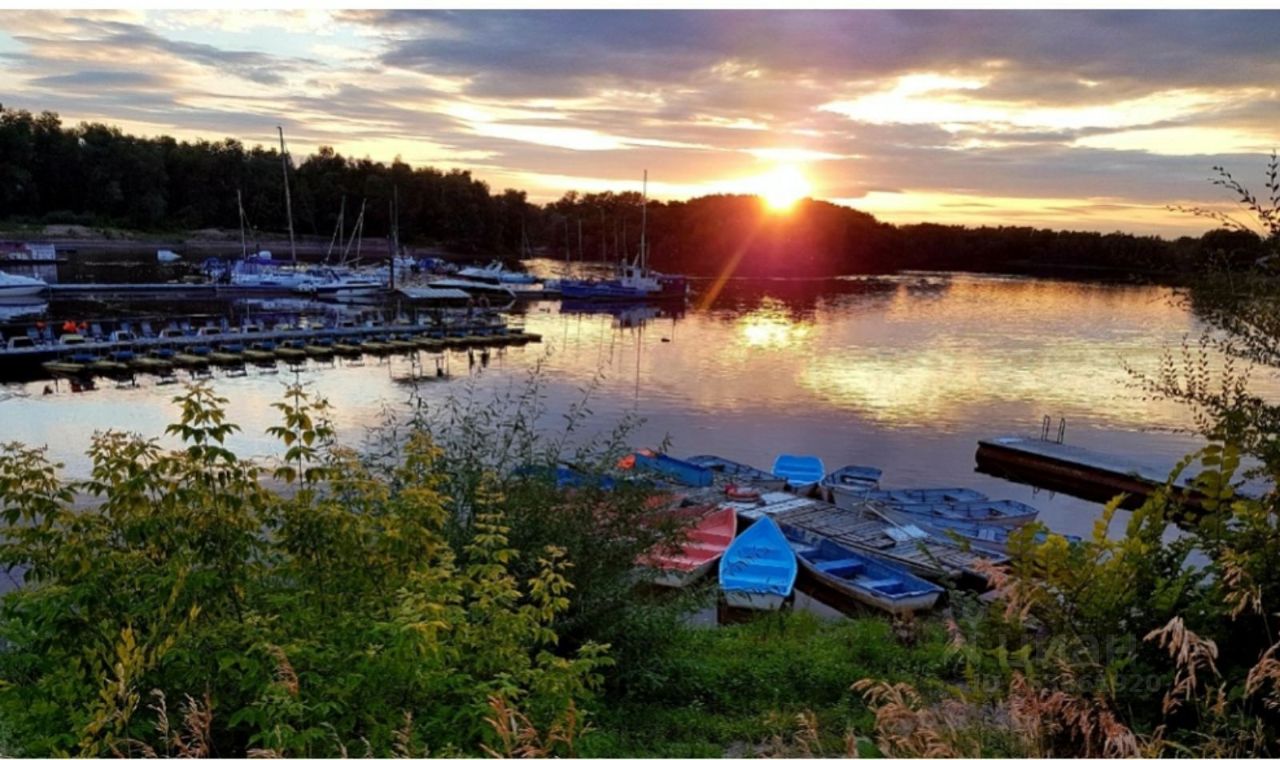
left=3, top=9, right=1279, bottom=237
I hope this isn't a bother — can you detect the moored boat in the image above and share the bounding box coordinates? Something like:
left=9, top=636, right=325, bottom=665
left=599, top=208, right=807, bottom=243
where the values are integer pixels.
left=687, top=454, right=787, bottom=491
left=627, top=450, right=714, bottom=487
left=780, top=523, right=943, bottom=614
left=274, top=339, right=308, bottom=360
left=908, top=515, right=1079, bottom=553
left=243, top=341, right=277, bottom=362
left=731, top=492, right=1008, bottom=582
left=870, top=487, right=987, bottom=504
left=173, top=348, right=210, bottom=368
left=42, top=351, right=94, bottom=376
left=385, top=334, right=419, bottom=352
left=332, top=338, right=364, bottom=356
left=457, top=261, right=540, bottom=286
left=875, top=497, right=1039, bottom=527
left=0, top=270, right=48, bottom=298
left=772, top=454, right=826, bottom=497
left=89, top=355, right=130, bottom=374
left=304, top=338, right=335, bottom=358
left=208, top=343, right=246, bottom=365
left=129, top=350, right=174, bottom=372
left=821, top=464, right=883, bottom=502
left=719, top=516, right=797, bottom=611
left=636, top=506, right=736, bottom=587
left=515, top=463, right=617, bottom=491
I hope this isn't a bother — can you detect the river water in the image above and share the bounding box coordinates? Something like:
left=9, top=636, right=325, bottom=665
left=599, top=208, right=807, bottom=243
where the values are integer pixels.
left=1, top=269, right=1265, bottom=541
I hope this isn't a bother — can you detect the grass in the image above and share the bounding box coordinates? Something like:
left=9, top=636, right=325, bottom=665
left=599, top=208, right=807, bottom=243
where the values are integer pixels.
left=580, top=609, right=958, bottom=757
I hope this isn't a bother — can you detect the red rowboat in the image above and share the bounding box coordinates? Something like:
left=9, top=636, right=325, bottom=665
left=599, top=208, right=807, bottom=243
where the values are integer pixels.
left=636, top=507, right=737, bottom=588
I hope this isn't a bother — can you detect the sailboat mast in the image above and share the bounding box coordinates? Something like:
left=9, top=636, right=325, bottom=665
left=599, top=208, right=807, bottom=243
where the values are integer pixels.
left=639, top=170, right=648, bottom=271
left=236, top=189, right=247, bottom=259
left=326, top=196, right=346, bottom=264
left=278, top=126, right=297, bottom=266
left=342, top=199, right=366, bottom=265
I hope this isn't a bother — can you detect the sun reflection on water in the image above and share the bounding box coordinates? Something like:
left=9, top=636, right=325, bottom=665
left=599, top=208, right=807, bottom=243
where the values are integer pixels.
left=737, top=299, right=813, bottom=348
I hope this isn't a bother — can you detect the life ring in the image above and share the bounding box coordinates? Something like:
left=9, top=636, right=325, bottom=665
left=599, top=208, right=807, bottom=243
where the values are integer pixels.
left=724, top=483, right=762, bottom=502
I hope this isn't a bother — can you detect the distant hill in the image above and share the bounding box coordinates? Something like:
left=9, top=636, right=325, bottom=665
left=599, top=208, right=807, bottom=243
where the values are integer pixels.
left=1, top=104, right=1262, bottom=279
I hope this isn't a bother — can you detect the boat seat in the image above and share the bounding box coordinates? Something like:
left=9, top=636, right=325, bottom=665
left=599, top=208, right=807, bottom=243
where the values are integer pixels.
left=861, top=579, right=907, bottom=594
left=814, top=558, right=864, bottom=576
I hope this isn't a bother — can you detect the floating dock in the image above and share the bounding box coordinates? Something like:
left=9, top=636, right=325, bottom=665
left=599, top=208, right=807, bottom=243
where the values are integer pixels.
left=975, top=436, right=1232, bottom=509
left=48, top=283, right=294, bottom=298
left=0, top=320, right=542, bottom=382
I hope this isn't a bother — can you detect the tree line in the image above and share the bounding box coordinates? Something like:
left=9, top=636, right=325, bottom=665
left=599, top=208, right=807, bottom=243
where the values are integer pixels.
left=0, top=105, right=1265, bottom=276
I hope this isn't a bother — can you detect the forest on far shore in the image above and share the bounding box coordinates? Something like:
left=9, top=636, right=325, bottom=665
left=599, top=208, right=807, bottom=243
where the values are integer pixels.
left=0, top=104, right=1268, bottom=278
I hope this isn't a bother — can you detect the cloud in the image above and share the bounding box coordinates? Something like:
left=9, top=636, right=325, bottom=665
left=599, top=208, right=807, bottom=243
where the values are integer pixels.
left=2, top=9, right=1279, bottom=236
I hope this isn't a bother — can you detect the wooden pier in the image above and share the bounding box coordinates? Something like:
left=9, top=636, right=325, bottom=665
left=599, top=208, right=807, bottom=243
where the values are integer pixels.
left=975, top=436, right=1226, bottom=509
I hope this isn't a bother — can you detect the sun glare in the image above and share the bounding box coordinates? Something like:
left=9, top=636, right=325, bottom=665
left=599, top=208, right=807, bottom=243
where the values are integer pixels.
left=757, top=164, right=811, bottom=211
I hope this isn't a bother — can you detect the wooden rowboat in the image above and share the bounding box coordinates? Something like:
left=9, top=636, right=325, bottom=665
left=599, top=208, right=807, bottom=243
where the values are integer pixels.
left=636, top=507, right=736, bottom=588
left=879, top=498, right=1039, bottom=527
left=686, top=454, right=786, bottom=491
left=628, top=450, right=714, bottom=487
left=781, top=523, right=942, bottom=614
left=719, top=516, right=797, bottom=610
left=822, top=464, right=883, bottom=502
left=909, top=515, right=1081, bottom=554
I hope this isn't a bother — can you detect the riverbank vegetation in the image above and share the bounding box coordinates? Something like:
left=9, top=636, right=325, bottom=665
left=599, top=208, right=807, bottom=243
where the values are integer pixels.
left=1, top=105, right=1265, bottom=279
left=1, top=367, right=1278, bottom=756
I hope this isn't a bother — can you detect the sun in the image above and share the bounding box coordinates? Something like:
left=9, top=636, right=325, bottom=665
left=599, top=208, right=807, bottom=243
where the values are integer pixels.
left=756, top=164, right=812, bottom=211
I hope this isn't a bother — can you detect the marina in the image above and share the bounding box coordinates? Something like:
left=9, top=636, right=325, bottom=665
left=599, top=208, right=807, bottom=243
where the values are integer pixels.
left=0, top=274, right=1245, bottom=539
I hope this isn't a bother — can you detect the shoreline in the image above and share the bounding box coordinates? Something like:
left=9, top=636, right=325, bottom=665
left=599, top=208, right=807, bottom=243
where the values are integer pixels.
left=2, top=225, right=1191, bottom=284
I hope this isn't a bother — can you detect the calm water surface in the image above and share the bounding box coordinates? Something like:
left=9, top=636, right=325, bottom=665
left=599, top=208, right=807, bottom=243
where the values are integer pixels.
left=3, top=271, right=1267, bottom=540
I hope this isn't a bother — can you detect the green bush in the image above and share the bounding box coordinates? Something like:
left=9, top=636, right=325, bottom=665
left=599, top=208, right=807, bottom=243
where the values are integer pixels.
left=0, top=383, right=611, bottom=757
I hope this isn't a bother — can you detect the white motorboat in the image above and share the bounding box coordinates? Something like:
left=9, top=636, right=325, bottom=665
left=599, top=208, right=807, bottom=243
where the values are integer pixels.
left=396, top=285, right=474, bottom=308
left=0, top=271, right=49, bottom=298
left=457, top=261, right=539, bottom=285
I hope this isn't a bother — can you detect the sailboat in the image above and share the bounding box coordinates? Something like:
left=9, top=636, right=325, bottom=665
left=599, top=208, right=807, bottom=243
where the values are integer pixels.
left=558, top=172, right=689, bottom=301
left=223, top=131, right=328, bottom=293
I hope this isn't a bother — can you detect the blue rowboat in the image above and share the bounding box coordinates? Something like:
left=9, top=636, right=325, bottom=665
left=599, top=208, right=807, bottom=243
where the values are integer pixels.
left=719, top=517, right=797, bottom=610
left=880, top=497, right=1039, bottom=527
left=686, top=455, right=786, bottom=491
left=912, top=515, right=1081, bottom=554
left=870, top=487, right=987, bottom=504
left=780, top=524, right=943, bottom=614
left=821, top=465, right=883, bottom=502
left=515, top=463, right=616, bottom=491
left=772, top=454, right=826, bottom=497
left=629, top=450, right=714, bottom=487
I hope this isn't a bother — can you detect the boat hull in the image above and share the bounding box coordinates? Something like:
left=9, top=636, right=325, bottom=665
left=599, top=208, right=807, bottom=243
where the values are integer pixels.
left=722, top=589, right=788, bottom=611
left=882, top=500, right=1037, bottom=527
left=688, top=454, right=787, bottom=491
left=800, top=560, right=941, bottom=614
left=645, top=558, right=717, bottom=589
left=718, top=517, right=797, bottom=610
left=773, top=455, right=826, bottom=499
left=0, top=284, right=47, bottom=298
left=631, top=451, right=714, bottom=487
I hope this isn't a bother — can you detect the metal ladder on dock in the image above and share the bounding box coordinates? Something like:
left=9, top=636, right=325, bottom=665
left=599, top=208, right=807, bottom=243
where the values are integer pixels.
left=1041, top=415, right=1067, bottom=444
